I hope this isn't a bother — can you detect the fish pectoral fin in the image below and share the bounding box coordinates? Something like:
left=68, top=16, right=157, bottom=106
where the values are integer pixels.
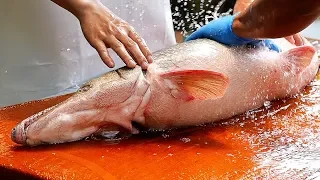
left=281, top=46, right=316, bottom=73
left=160, top=70, right=230, bottom=101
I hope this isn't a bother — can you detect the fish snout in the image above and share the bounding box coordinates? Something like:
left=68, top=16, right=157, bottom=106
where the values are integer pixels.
left=11, top=123, right=27, bottom=145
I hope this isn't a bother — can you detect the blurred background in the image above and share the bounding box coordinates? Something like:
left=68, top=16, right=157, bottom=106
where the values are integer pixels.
left=170, top=0, right=236, bottom=43
left=301, top=17, right=320, bottom=40
left=170, top=0, right=320, bottom=43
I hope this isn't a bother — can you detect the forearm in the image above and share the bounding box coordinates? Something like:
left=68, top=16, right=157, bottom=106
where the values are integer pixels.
left=50, top=0, right=101, bottom=19
left=233, top=0, right=254, bottom=14
left=233, top=0, right=320, bottom=39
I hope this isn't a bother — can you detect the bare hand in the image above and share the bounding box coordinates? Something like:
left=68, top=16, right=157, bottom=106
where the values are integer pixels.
left=284, top=33, right=304, bottom=46
left=77, top=1, right=152, bottom=69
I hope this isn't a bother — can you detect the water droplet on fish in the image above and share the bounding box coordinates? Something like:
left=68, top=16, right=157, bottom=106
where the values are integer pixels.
left=100, top=131, right=120, bottom=139
left=168, top=153, right=173, bottom=156
left=180, top=137, right=191, bottom=143
left=162, top=133, right=169, bottom=138
left=264, top=101, right=271, bottom=107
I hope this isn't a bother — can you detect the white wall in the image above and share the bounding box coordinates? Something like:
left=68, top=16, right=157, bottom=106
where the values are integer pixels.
left=301, top=19, right=320, bottom=40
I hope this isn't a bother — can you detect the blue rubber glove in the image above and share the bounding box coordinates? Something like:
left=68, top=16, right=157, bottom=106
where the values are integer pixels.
left=185, top=14, right=281, bottom=52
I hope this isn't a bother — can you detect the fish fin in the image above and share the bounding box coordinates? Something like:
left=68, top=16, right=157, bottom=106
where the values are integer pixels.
left=160, top=70, right=230, bottom=101
left=281, top=46, right=316, bottom=73
left=108, top=119, right=140, bottom=134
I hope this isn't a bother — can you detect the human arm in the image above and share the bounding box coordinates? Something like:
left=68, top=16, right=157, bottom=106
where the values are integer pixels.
left=233, top=0, right=305, bottom=46
left=233, top=0, right=254, bottom=15
left=186, top=0, right=320, bottom=50
left=233, top=0, right=320, bottom=39
left=51, top=0, right=152, bottom=69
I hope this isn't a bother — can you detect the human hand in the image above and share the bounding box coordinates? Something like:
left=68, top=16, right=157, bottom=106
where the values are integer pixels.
left=285, top=33, right=304, bottom=46
left=185, top=14, right=281, bottom=52
left=77, top=1, right=152, bottom=69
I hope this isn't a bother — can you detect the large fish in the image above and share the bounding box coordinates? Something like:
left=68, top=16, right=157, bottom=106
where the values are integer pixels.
left=11, top=38, right=319, bottom=146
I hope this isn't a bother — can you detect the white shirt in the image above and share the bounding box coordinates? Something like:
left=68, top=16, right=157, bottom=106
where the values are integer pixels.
left=0, top=0, right=176, bottom=107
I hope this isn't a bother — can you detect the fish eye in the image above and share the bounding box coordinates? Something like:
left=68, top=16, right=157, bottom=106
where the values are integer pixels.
left=78, top=84, right=91, bottom=92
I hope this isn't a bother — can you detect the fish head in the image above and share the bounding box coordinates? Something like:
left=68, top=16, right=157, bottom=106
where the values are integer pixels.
left=11, top=66, right=150, bottom=146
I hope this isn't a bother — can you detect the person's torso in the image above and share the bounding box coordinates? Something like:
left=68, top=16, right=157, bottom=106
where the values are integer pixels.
left=0, top=0, right=176, bottom=107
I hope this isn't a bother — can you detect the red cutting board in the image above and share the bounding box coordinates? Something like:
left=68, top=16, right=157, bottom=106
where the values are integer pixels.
left=0, top=72, right=320, bottom=180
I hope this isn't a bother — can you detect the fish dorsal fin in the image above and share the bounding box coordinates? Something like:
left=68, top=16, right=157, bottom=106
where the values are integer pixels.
left=160, top=70, right=230, bottom=101
left=281, top=46, right=316, bottom=73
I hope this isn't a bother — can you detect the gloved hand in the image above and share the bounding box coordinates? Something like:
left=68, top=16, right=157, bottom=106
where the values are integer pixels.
left=185, top=14, right=281, bottom=52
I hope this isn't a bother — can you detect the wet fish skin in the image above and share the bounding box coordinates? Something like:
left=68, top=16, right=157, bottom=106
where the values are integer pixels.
left=11, top=38, right=319, bottom=146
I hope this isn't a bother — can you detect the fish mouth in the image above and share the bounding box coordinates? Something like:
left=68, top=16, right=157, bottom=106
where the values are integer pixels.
left=11, top=104, right=59, bottom=145
left=11, top=122, right=27, bottom=145
left=11, top=67, right=149, bottom=146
